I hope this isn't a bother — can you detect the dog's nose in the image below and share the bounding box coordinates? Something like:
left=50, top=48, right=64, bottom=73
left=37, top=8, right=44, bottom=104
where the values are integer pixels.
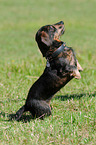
left=54, top=21, right=64, bottom=26
left=59, top=21, right=64, bottom=25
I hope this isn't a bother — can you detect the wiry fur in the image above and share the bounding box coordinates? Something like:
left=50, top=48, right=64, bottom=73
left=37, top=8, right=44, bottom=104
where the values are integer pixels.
left=15, top=21, right=83, bottom=120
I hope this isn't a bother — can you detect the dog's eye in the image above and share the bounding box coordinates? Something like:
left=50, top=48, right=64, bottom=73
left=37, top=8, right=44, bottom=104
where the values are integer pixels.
left=50, top=26, right=56, bottom=32
left=50, top=26, right=54, bottom=29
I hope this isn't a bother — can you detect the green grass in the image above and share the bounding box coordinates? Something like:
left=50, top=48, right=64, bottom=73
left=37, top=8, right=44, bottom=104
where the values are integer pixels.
left=0, top=0, right=96, bottom=144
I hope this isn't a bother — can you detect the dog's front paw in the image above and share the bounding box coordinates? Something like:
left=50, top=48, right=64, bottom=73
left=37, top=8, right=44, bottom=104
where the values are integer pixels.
left=70, top=69, right=81, bottom=79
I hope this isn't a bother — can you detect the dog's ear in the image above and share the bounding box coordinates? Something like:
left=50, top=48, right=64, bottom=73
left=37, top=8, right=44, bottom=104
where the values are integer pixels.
left=71, top=69, right=81, bottom=79
left=41, top=31, right=52, bottom=46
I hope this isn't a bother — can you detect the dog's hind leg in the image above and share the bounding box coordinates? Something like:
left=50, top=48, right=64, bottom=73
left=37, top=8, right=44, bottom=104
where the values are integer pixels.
left=15, top=105, right=26, bottom=120
left=29, top=100, right=52, bottom=119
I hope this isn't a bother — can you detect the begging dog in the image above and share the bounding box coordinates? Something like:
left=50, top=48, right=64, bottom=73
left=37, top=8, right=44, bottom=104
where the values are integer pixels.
left=15, top=21, right=83, bottom=120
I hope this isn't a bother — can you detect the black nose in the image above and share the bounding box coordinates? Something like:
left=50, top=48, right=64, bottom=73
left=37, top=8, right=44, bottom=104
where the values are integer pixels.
left=59, top=21, right=64, bottom=25
left=54, top=21, right=64, bottom=25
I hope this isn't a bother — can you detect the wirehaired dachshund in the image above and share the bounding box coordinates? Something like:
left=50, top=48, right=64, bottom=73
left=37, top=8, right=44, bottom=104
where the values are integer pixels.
left=15, top=21, right=83, bottom=120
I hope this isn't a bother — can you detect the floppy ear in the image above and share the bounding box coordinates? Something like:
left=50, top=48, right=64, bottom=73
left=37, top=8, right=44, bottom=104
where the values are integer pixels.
left=70, top=68, right=81, bottom=79
left=77, top=60, right=83, bottom=71
left=41, top=31, right=52, bottom=46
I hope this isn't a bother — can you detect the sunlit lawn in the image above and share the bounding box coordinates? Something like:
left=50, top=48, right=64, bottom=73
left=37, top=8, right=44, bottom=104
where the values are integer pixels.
left=0, top=0, right=96, bottom=144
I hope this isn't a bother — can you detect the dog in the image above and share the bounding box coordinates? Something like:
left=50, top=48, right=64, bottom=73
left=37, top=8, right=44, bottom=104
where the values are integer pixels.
left=15, top=21, right=83, bottom=120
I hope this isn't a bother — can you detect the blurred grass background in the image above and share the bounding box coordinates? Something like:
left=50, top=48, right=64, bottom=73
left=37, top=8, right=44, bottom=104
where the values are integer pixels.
left=0, top=0, right=96, bottom=144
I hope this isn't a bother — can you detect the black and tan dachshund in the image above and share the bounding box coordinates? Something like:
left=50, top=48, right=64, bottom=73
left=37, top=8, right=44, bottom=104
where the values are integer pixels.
left=15, top=21, right=83, bottom=120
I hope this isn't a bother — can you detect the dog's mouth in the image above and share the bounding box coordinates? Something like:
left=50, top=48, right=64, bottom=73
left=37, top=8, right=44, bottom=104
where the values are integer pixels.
left=61, top=28, right=65, bottom=34
left=59, top=27, right=65, bottom=36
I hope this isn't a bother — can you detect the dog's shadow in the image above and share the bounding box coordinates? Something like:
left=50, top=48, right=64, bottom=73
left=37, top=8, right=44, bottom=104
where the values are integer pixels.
left=55, top=91, right=96, bottom=101
left=1, top=112, right=34, bottom=123
left=9, top=113, right=33, bottom=122
left=0, top=111, right=33, bottom=123
left=1, top=92, right=95, bottom=122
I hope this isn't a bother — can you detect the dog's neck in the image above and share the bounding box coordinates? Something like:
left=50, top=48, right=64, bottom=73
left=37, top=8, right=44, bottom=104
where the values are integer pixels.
left=45, top=40, right=65, bottom=60
left=51, top=42, right=66, bottom=58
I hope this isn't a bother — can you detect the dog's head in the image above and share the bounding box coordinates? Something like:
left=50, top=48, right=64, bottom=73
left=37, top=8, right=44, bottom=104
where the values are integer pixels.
left=35, top=21, right=65, bottom=57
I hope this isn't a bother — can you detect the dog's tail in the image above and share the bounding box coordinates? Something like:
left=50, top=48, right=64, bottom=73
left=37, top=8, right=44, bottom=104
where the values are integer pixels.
left=15, top=105, right=26, bottom=120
